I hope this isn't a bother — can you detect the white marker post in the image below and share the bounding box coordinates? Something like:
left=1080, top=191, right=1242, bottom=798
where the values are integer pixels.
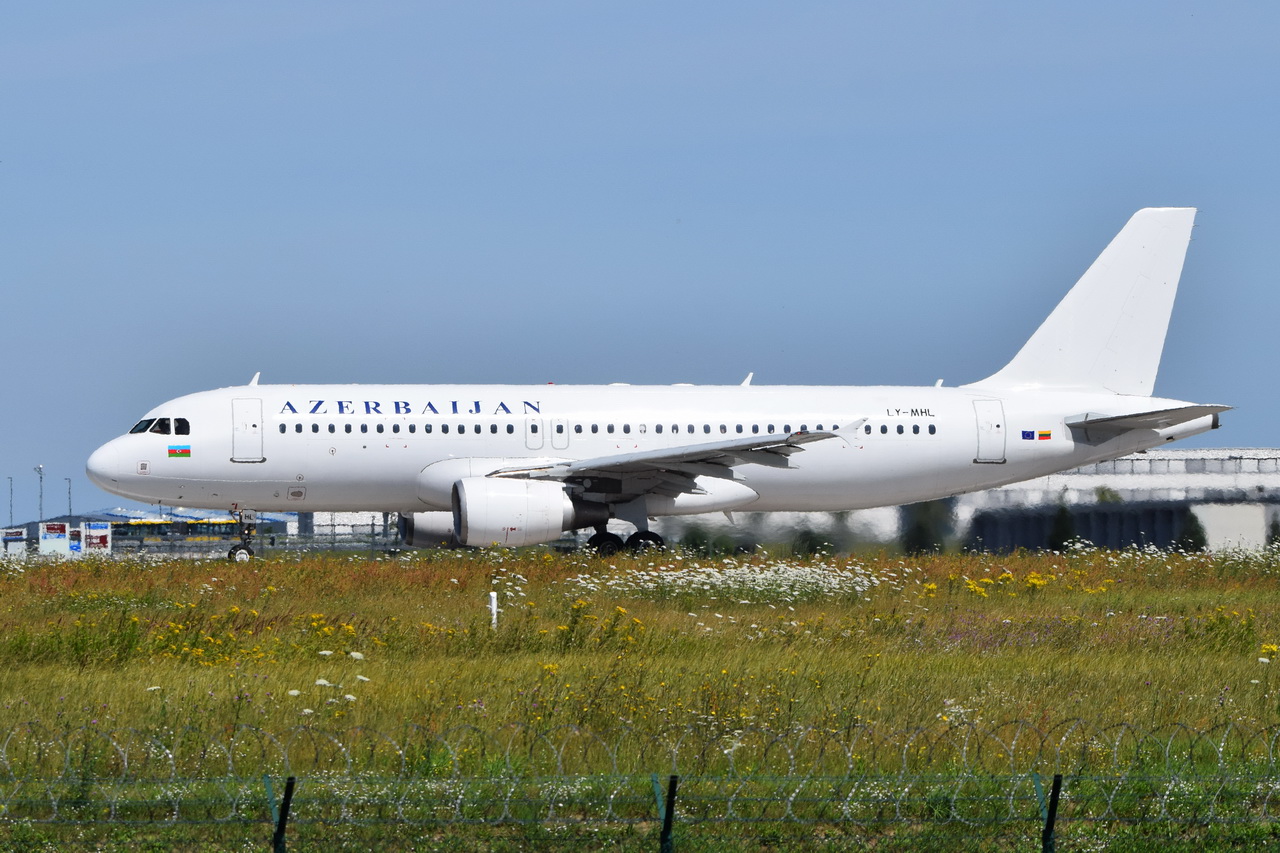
left=489, top=591, right=499, bottom=630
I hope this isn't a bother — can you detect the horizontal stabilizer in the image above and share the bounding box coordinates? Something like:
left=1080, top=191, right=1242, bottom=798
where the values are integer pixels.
left=1067, top=404, right=1231, bottom=433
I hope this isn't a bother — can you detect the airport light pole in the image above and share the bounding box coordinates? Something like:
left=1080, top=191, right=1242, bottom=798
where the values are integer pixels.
left=65, top=478, right=72, bottom=517
left=34, top=465, right=43, bottom=522
left=6, top=477, right=11, bottom=526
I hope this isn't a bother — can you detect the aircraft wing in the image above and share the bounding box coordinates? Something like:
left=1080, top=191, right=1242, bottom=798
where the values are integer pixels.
left=1066, top=404, right=1231, bottom=433
left=491, top=423, right=860, bottom=500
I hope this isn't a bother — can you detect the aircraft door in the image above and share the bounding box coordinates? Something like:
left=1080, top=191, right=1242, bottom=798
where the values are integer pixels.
left=551, top=418, right=569, bottom=450
left=525, top=418, right=544, bottom=450
left=231, top=398, right=265, bottom=463
left=973, top=400, right=1006, bottom=464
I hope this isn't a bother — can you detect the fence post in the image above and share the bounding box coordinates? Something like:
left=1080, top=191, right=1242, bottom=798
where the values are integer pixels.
left=659, top=774, right=678, bottom=853
left=272, top=775, right=296, bottom=853
left=1041, top=773, right=1062, bottom=853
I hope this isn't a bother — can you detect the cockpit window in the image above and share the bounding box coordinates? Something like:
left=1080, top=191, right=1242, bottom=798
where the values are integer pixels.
left=129, top=419, right=156, bottom=434
left=149, top=418, right=171, bottom=435
left=175, top=418, right=190, bottom=435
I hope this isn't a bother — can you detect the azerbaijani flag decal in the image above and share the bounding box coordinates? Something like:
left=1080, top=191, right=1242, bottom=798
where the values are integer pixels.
left=168, top=445, right=191, bottom=458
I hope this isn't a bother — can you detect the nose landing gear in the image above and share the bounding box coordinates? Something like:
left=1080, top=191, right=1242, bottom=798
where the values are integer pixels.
left=228, top=509, right=257, bottom=561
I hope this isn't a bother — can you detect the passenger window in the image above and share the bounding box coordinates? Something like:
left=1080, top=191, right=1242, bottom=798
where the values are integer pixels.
left=929, top=424, right=937, bottom=435
left=312, top=424, right=319, bottom=433
left=751, top=425, right=759, bottom=434
left=864, top=425, right=872, bottom=434
left=720, top=425, right=727, bottom=434
left=491, top=424, right=498, bottom=434
left=531, top=424, right=539, bottom=434
left=345, top=424, right=353, bottom=434
left=607, top=425, right=614, bottom=434
left=784, top=425, right=791, bottom=433
left=622, top=424, right=630, bottom=434
left=687, top=425, right=694, bottom=434
left=129, top=419, right=156, bottom=434
left=800, top=424, right=807, bottom=432
left=295, top=424, right=302, bottom=433
left=409, top=424, right=416, bottom=434
left=442, top=424, right=450, bottom=434
left=150, top=418, right=171, bottom=435
left=279, top=424, right=286, bottom=434
left=591, top=424, right=598, bottom=434
left=912, top=424, right=920, bottom=435
left=473, top=425, right=480, bottom=434
left=556, top=424, right=565, bottom=434
left=361, top=424, right=368, bottom=434
left=816, top=424, right=823, bottom=431
left=392, top=424, right=399, bottom=434
left=575, top=424, right=583, bottom=434
left=880, top=425, right=888, bottom=434
left=376, top=424, right=384, bottom=433
left=703, top=425, right=711, bottom=434
left=656, top=424, right=663, bottom=434
left=896, top=424, right=904, bottom=435
left=425, top=424, right=433, bottom=434
left=175, top=418, right=190, bottom=435
left=328, top=424, right=336, bottom=434
left=768, top=424, right=775, bottom=433
left=506, top=424, right=514, bottom=434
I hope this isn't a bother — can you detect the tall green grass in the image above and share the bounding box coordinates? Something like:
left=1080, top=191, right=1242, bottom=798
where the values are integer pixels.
left=0, top=544, right=1277, bottom=771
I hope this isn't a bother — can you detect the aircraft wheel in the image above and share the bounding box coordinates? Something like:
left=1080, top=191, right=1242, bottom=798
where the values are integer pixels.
left=626, top=531, right=665, bottom=552
left=586, top=532, right=625, bottom=556
left=229, top=544, right=254, bottom=562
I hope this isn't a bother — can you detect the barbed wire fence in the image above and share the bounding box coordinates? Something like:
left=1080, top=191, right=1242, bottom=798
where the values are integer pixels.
left=1, top=720, right=1279, bottom=850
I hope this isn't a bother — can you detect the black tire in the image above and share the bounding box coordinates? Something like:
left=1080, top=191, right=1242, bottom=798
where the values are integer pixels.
left=625, top=531, right=665, bottom=552
left=229, top=544, right=254, bottom=562
left=586, top=532, right=625, bottom=556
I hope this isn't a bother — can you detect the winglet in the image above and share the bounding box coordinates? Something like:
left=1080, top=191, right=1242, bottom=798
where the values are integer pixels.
left=970, top=208, right=1196, bottom=396
left=248, top=372, right=261, bottom=387
left=741, top=372, right=754, bottom=387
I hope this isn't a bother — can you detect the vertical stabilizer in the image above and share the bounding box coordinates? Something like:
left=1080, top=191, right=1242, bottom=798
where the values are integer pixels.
left=971, top=208, right=1196, bottom=396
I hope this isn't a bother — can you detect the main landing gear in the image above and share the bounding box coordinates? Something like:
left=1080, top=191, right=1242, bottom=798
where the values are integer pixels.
left=228, top=509, right=257, bottom=562
left=586, top=528, right=665, bottom=555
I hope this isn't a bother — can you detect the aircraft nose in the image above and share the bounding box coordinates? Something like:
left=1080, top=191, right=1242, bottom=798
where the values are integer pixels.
left=86, top=442, right=119, bottom=490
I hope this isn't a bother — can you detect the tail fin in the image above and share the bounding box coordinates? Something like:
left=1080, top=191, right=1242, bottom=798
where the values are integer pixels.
left=970, top=207, right=1196, bottom=396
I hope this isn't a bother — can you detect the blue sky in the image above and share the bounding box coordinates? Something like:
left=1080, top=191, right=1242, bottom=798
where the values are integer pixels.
left=4, top=2, right=1278, bottom=522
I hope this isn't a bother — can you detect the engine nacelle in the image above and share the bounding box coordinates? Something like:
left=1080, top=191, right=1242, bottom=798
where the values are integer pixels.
left=398, top=511, right=461, bottom=548
left=452, top=477, right=607, bottom=547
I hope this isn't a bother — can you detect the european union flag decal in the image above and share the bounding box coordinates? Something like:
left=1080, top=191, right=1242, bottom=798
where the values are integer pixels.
left=1021, top=430, right=1035, bottom=440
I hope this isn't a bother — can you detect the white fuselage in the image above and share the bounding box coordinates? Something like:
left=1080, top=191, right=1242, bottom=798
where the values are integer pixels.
left=85, top=382, right=1216, bottom=515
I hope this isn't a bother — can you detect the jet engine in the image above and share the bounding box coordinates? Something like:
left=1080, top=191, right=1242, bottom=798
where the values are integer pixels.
left=452, top=477, right=607, bottom=547
left=398, top=511, right=462, bottom=548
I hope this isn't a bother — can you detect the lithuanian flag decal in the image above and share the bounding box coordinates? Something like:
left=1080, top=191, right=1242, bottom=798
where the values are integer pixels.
left=168, top=445, right=191, bottom=458
left=1037, top=431, right=1052, bottom=441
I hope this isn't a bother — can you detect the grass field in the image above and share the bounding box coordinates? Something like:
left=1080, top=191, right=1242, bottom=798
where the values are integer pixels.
left=0, top=542, right=1277, bottom=765
left=1, top=544, right=1280, bottom=849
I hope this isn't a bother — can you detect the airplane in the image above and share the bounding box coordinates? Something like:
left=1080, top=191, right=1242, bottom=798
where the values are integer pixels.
left=86, top=208, right=1228, bottom=560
